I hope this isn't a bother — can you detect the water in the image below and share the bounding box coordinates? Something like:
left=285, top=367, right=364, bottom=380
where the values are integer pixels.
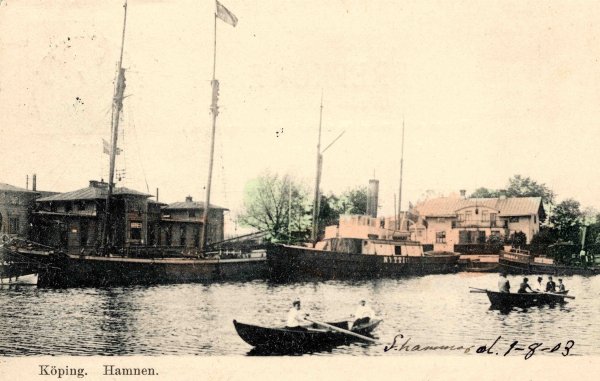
left=1, top=273, right=599, bottom=356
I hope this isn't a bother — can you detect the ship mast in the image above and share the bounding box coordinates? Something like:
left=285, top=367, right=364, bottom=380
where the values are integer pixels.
left=101, top=1, right=128, bottom=249
left=200, top=1, right=237, bottom=252
left=310, top=95, right=324, bottom=245
left=397, top=118, right=405, bottom=230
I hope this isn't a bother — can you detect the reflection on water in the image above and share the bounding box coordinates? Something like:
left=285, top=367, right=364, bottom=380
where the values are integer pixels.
left=0, top=273, right=599, bottom=356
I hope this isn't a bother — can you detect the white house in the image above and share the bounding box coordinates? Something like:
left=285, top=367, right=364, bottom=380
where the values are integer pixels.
left=412, top=194, right=544, bottom=251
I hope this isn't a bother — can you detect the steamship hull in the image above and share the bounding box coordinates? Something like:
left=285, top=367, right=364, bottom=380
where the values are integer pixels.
left=3, top=244, right=268, bottom=287
left=499, top=250, right=600, bottom=276
left=267, top=244, right=460, bottom=282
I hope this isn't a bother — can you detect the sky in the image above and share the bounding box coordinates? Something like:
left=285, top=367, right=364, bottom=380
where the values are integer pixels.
left=2, top=0, right=600, bottom=234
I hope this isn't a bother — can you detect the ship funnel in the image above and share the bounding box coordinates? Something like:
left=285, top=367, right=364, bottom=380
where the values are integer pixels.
left=366, top=179, right=379, bottom=218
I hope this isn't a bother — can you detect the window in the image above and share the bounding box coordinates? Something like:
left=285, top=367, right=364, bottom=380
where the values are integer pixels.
left=534, top=215, right=537, bottom=223
left=417, top=229, right=423, bottom=237
left=465, top=211, right=472, bottom=223
left=77, top=201, right=86, bottom=211
left=436, top=231, right=446, bottom=243
left=509, top=216, right=519, bottom=223
left=394, top=246, right=402, bottom=255
left=8, top=217, right=19, bottom=234
left=188, top=210, right=196, bottom=218
left=130, top=222, right=142, bottom=240
left=180, top=226, right=186, bottom=246
left=165, top=226, right=172, bottom=246
left=481, top=210, right=489, bottom=222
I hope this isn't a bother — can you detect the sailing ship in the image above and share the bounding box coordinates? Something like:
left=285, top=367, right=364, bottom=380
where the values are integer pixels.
left=2, top=1, right=268, bottom=287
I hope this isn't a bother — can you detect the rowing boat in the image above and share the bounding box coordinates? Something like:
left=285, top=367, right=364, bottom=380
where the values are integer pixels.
left=485, top=289, right=571, bottom=309
left=233, top=318, right=381, bottom=352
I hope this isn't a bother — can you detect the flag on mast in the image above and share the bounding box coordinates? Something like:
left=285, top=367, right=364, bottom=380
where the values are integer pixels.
left=216, top=1, right=238, bottom=27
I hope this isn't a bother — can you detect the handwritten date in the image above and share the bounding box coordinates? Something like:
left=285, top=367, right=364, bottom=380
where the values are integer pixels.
left=475, top=336, right=575, bottom=359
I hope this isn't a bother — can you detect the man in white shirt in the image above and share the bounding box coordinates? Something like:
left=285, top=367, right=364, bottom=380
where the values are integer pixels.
left=498, top=273, right=510, bottom=293
left=350, top=300, right=375, bottom=329
left=286, top=300, right=309, bottom=330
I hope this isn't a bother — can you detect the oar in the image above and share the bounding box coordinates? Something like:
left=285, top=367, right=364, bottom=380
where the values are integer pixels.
left=543, top=292, right=575, bottom=299
left=305, top=318, right=381, bottom=344
left=469, top=287, right=489, bottom=292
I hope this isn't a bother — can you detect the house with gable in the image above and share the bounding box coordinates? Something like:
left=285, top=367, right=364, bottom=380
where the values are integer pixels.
left=412, top=190, right=544, bottom=252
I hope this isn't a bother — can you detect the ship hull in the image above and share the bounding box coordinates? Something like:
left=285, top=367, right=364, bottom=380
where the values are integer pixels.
left=4, top=247, right=267, bottom=287
left=498, top=251, right=599, bottom=276
left=267, top=244, right=459, bottom=282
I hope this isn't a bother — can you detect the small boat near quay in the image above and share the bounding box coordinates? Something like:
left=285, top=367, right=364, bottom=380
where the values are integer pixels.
left=499, top=244, right=600, bottom=276
left=459, top=255, right=500, bottom=273
left=233, top=318, right=381, bottom=353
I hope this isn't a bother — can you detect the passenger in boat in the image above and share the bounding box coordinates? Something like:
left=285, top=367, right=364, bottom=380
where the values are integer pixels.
left=286, top=300, right=310, bottom=330
left=546, top=276, right=557, bottom=292
left=536, top=276, right=543, bottom=291
left=498, top=273, right=510, bottom=293
left=558, top=278, right=566, bottom=292
left=351, top=300, right=375, bottom=328
left=518, top=277, right=533, bottom=293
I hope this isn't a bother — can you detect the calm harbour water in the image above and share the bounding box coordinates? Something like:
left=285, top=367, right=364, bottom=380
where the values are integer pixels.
left=1, top=273, right=599, bottom=356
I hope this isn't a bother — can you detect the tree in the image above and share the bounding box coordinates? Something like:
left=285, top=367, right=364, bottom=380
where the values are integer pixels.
left=506, top=231, right=527, bottom=247
left=335, top=186, right=368, bottom=215
left=505, top=174, right=555, bottom=206
left=549, top=198, right=582, bottom=244
left=316, top=187, right=368, bottom=238
left=470, top=187, right=500, bottom=198
left=238, top=172, right=311, bottom=242
left=529, top=226, right=559, bottom=254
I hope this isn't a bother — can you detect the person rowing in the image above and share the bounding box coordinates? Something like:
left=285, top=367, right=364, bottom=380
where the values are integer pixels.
left=349, top=300, right=376, bottom=329
left=518, top=277, right=534, bottom=293
left=285, top=299, right=311, bottom=331
left=546, top=276, right=557, bottom=292
left=498, top=273, right=510, bottom=293
left=558, top=278, right=566, bottom=292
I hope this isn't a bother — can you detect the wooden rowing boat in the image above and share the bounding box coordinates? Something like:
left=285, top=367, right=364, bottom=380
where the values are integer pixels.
left=233, top=318, right=381, bottom=352
left=485, top=289, right=571, bottom=309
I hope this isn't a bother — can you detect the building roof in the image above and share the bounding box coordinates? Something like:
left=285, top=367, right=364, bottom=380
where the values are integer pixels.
left=415, top=197, right=542, bottom=217
left=163, top=200, right=228, bottom=211
left=0, top=182, right=37, bottom=193
left=37, top=181, right=151, bottom=202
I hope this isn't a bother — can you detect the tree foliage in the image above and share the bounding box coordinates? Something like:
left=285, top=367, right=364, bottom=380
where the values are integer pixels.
left=505, top=175, right=555, bottom=205
left=470, top=187, right=500, bottom=199
left=549, top=198, right=582, bottom=243
left=529, top=226, right=558, bottom=254
left=238, top=172, right=311, bottom=242
left=470, top=175, right=554, bottom=205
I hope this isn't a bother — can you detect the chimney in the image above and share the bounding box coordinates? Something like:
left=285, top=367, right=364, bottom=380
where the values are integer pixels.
left=26, top=175, right=29, bottom=190
left=366, top=179, right=379, bottom=218
left=89, top=180, right=108, bottom=189
left=156, top=188, right=159, bottom=202
left=459, top=189, right=466, bottom=199
left=499, top=189, right=507, bottom=199
left=185, top=195, right=193, bottom=203
left=32, top=173, right=37, bottom=191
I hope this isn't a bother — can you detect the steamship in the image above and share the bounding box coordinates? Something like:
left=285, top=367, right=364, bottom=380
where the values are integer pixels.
left=267, top=180, right=460, bottom=282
